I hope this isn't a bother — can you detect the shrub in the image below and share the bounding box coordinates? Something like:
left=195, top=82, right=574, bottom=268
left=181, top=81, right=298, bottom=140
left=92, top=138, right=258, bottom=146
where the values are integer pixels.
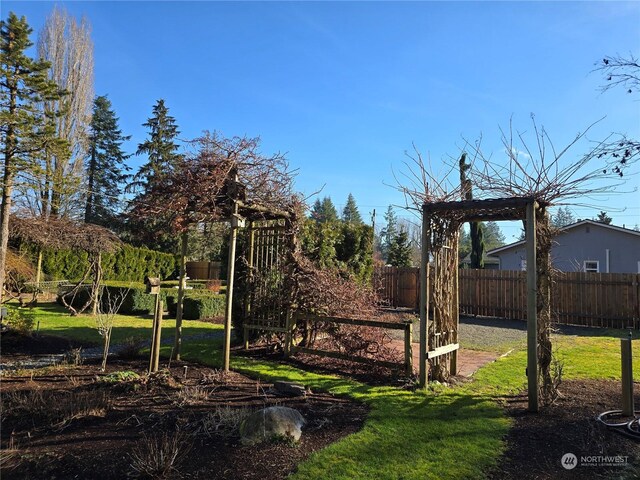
left=30, top=243, right=176, bottom=283
left=129, top=430, right=191, bottom=479
left=5, top=308, right=35, bottom=334
left=182, top=293, right=225, bottom=320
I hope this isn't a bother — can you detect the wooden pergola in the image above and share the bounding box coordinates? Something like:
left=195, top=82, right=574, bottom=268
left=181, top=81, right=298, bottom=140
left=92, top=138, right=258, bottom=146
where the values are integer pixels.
left=420, top=196, right=543, bottom=412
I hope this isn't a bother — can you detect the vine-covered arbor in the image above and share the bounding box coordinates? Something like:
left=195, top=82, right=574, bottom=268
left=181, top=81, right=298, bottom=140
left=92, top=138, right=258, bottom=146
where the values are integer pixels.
left=420, top=197, right=545, bottom=412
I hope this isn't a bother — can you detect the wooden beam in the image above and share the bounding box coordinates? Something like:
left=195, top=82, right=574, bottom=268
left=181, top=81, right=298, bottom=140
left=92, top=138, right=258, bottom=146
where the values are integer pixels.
left=243, top=323, right=290, bottom=333
left=243, top=223, right=254, bottom=350
left=426, top=343, right=459, bottom=359
left=419, top=212, right=430, bottom=388
left=293, top=313, right=407, bottom=330
left=526, top=201, right=538, bottom=412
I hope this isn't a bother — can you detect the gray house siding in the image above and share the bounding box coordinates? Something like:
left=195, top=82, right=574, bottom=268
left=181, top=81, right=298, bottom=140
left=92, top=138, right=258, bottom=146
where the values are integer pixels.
left=490, top=222, right=640, bottom=273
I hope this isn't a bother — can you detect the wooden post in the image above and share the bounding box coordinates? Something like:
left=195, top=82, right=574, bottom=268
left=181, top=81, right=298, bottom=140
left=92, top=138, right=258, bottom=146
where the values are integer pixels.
left=284, top=308, right=293, bottom=358
left=152, top=298, right=163, bottom=372
left=526, top=201, right=539, bottom=412
left=174, top=230, right=188, bottom=361
left=621, top=335, right=634, bottom=416
left=451, top=235, right=459, bottom=376
left=35, top=248, right=43, bottom=290
left=419, top=210, right=431, bottom=388
left=223, top=199, right=239, bottom=372
left=148, top=293, right=160, bottom=374
left=243, top=223, right=255, bottom=350
left=404, top=319, right=413, bottom=377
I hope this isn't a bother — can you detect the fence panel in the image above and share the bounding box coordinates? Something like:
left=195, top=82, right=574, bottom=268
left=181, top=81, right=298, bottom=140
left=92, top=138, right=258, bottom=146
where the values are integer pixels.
left=374, top=266, right=640, bottom=329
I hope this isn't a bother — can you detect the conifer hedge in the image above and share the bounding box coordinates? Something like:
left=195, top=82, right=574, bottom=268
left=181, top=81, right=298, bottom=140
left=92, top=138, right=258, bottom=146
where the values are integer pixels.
left=35, top=244, right=176, bottom=282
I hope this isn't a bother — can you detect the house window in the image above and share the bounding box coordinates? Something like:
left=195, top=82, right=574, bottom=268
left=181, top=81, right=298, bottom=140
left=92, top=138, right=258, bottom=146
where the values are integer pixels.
left=583, top=260, right=599, bottom=273
left=520, top=259, right=527, bottom=271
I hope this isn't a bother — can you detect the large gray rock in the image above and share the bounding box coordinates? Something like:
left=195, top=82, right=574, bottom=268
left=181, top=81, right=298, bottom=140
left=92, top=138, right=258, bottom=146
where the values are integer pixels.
left=239, top=406, right=305, bottom=446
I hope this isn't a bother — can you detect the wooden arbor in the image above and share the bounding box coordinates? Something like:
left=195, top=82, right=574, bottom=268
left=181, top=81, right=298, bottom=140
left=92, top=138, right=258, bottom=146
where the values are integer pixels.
left=419, top=197, right=542, bottom=412
left=221, top=201, right=293, bottom=372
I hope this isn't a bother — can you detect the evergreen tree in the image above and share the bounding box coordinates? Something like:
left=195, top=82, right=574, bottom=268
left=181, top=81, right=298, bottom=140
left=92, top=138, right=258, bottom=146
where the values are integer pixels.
left=551, top=206, right=575, bottom=228
left=129, top=99, right=181, bottom=193
left=483, top=221, right=506, bottom=250
left=470, top=222, right=485, bottom=268
left=387, top=227, right=412, bottom=267
left=123, top=99, right=182, bottom=251
left=84, top=95, right=130, bottom=226
left=595, top=211, right=612, bottom=225
left=310, top=196, right=338, bottom=223
left=0, top=12, right=65, bottom=302
left=380, top=205, right=397, bottom=262
left=459, top=152, right=485, bottom=268
left=342, top=193, right=363, bottom=224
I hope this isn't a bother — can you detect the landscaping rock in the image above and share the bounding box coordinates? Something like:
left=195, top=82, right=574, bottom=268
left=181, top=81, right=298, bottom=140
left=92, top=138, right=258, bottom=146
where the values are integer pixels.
left=272, top=380, right=307, bottom=397
left=239, top=406, right=305, bottom=446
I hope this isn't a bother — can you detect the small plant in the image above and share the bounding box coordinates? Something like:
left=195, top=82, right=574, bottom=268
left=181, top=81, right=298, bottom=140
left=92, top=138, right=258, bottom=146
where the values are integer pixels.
left=129, top=430, right=192, bottom=479
left=101, top=370, right=141, bottom=383
left=4, top=308, right=35, bottom=334
left=63, top=347, right=83, bottom=366
left=271, top=432, right=300, bottom=447
left=187, top=405, right=251, bottom=439
left=175, top=385, right=210, bottom=406
left=95, top=287, right=130, bottom=371
left=118, top=336, right=146, bottom=359
left=205, top=279, right=223, bottom=293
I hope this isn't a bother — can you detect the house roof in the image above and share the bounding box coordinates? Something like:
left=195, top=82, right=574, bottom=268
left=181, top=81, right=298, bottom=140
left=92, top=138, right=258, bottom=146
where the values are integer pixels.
left=487, top=219, right=640, bottom=256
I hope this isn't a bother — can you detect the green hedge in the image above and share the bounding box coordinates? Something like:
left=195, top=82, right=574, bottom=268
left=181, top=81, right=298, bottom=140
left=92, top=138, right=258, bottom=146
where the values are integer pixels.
left=58, top=285, right=225, bottom=320
left=33, top=244, right=176, bottom=283
left=166, top=291, right=226, bottom=320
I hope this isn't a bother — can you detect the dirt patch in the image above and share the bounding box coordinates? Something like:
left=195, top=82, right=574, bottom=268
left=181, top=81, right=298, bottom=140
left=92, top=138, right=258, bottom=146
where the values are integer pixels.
left=489, top=379, right=640, bottom=479
left=0, top=355, right=367, bottom=479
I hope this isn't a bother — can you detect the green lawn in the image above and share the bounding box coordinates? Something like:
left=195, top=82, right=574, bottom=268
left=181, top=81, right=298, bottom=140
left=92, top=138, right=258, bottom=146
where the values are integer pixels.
left=22, top=302, right=222, bottom=345
left=13, top=302, right=639, bottom=479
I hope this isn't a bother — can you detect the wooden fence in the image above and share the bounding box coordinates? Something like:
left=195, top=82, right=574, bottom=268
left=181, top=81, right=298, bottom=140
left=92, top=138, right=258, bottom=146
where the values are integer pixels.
left=374, top=267, right=640, bottom=329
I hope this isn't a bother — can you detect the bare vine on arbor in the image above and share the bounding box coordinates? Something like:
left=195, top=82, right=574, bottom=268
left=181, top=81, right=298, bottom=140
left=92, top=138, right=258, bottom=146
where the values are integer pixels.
left=394, top=117, right=635, bottom=401
left=128, top=131, right=297, bottom=231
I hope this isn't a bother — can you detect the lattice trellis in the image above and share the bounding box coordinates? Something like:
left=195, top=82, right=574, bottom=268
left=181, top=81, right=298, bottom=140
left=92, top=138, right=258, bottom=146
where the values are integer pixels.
left=242, top=219, right=294, bottom=347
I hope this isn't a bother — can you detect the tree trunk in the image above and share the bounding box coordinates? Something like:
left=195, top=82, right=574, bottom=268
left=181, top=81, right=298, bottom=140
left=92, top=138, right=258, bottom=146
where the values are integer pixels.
left=91, top=251, right=102, bottom=316
left=84, top=144, right=96, bottom=223
left=0, top=167, right=14, bottom=305
left=174, top=231, right=188, bottom=361
left=101, top=329, right=111, bottom=372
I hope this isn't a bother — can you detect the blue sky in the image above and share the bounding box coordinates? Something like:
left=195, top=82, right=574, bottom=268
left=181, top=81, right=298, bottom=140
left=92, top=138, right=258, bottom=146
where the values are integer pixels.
left=6, top=1, right=640, bottom=241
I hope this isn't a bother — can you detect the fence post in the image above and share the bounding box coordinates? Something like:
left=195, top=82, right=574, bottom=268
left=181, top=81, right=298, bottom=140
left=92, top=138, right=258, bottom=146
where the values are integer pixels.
left=621, top=335, right=634, bottom=416
left=404, top=319, right=413, bottom=376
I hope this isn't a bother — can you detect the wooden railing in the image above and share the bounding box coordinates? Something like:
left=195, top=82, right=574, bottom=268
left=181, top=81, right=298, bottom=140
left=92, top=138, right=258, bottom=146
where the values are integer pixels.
left=291, top=313, right=414, bottom=375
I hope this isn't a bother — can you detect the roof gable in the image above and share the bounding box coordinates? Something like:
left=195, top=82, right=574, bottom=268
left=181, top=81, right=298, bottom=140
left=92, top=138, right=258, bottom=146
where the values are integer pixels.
left=487, top=219, right=640, bottom=255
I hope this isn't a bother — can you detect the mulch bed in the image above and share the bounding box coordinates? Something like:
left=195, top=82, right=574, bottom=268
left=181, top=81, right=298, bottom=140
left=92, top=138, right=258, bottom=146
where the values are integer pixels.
left=0, top=335, right=368, bottom=479
left=489, top=379, right=640, bottom=479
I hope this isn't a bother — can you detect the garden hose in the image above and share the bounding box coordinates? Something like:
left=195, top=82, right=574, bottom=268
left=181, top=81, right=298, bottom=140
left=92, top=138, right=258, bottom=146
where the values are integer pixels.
left=597, top=410, right=640, bottom=440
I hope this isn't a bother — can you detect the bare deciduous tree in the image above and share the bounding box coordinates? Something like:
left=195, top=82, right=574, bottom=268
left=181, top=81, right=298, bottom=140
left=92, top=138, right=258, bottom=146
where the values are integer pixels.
left=95, top=287, right=130, bottom=371
left=23, top=6, right=94, bottom=218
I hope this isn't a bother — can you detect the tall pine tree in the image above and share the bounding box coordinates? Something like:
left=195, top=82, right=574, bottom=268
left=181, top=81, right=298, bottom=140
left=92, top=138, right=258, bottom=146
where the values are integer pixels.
left=0, top=12, right=66, bottom=302
left=130, top=99, right=181, bottom=192
left=387, top=227, right=412, bottom=267
left=342, top=193, right=363, bottom=224
left=310, top=196, right=338, bottom=223
left=84, top=95, right=130, bottom=226
left=380, top=205, right=397, bottom=262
